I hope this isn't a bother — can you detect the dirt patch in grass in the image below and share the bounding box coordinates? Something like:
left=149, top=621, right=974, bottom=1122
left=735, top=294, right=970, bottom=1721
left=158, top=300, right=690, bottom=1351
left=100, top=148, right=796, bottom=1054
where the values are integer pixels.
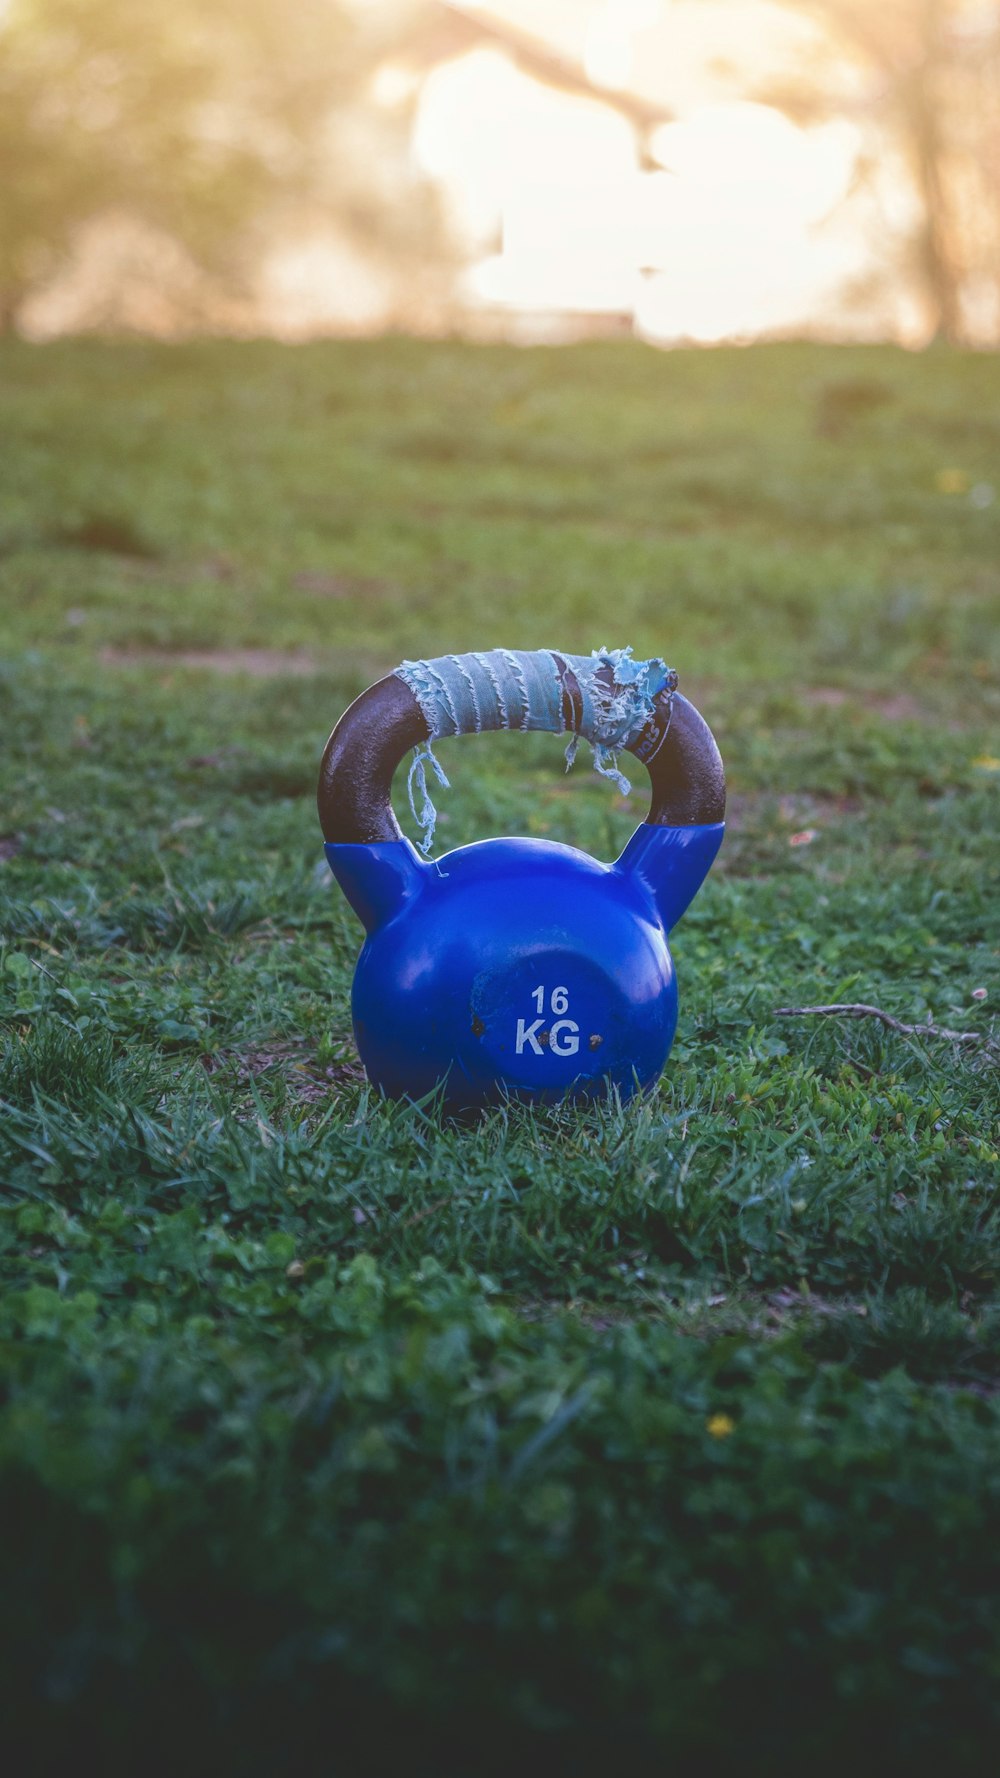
left=101, top=647, right=323, bottom=678
left=805, top=686, right=925, bottom=722
left=96, top=553, right=239, bottom=583
left=721, top=788, right=863, bottom=831
left=201, top=1038, right=364, bottom=1104
left=291, top=570, right=386, bottom=599
left=59, top=513, right=159, bottom=559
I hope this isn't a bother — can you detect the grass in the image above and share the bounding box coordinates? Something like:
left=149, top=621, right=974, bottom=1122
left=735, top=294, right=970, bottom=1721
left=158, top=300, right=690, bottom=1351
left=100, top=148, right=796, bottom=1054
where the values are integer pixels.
left=1, top=336, right=999, bottom=1773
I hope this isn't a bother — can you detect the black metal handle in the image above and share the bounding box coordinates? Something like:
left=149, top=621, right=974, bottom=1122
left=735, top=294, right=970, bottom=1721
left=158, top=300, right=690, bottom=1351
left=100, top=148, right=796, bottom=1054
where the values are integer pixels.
left=318, top=673, right=725, bottom=846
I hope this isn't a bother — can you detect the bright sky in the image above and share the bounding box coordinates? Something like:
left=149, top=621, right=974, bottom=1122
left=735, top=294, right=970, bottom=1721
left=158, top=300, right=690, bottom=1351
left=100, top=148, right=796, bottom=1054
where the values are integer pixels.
left=404, top=0, right=873, bottom=341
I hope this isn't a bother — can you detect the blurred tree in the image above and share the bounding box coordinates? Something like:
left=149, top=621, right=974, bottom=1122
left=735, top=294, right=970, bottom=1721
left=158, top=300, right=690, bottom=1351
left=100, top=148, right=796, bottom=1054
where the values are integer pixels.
left=0, top=0, right=448, bottom=331
left=767, top=1, right=1000, bottom=342
left=401, top=2, right=674, bottom=159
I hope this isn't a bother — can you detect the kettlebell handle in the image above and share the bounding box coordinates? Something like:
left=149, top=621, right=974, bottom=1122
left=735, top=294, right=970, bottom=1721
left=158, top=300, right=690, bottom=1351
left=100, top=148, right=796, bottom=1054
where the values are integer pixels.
left=318, top=653, right=725, bottom=845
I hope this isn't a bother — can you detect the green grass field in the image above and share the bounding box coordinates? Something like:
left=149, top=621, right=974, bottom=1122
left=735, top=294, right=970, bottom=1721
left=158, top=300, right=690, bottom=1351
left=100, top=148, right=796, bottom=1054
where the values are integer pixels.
left=1, top=336, right=999, bottom=1772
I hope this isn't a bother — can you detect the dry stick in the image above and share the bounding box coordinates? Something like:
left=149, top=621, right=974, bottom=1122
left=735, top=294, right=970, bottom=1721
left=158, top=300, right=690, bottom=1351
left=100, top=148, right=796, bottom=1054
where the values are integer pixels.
left=773, top=1002, right=999, bottom=1053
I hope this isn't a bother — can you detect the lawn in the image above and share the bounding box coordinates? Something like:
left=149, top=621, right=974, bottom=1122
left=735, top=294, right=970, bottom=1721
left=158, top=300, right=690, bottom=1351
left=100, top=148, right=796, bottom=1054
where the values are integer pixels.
left=1, top=336, right=998, bottom=1772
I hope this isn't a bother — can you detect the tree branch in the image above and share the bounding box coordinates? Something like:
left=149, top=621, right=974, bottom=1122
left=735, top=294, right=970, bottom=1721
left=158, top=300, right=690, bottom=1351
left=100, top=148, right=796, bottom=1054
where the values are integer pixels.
left=402, top=4, right=674, bottom=139
left=773, top=1002, right=998, bottom=1052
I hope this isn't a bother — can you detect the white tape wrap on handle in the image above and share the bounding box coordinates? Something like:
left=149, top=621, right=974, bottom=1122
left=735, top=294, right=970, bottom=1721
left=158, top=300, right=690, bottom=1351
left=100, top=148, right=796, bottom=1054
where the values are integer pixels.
left=394, top=646, right=677, bottom=853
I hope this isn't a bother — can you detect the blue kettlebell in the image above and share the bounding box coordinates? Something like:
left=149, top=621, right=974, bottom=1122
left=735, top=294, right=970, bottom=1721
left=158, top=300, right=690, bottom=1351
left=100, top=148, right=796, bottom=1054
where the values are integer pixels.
left=318, top=647, right=724, bottom=1113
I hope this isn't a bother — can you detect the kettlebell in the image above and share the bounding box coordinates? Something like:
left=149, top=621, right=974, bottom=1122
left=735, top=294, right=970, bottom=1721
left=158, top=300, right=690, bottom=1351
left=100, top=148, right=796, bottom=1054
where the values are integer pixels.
left=318, top=648, right=725, bottom=1112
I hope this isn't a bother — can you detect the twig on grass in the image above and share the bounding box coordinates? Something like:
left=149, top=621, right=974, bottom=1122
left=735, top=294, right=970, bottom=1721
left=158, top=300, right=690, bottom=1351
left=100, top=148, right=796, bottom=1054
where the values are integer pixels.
left=401, top=1194, right=452, bottom=1230
left=774, top=1002, right=999, bottom=1055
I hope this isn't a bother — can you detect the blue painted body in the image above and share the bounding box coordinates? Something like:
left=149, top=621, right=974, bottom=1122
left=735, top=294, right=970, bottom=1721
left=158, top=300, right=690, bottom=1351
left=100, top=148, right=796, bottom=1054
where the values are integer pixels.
left=325, top=821, right=724, bottom=1112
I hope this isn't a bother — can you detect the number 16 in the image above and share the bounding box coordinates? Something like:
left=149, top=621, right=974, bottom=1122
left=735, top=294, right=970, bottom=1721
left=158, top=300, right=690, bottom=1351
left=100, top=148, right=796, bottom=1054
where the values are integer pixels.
left=532, top=985, right=569, bottom=1015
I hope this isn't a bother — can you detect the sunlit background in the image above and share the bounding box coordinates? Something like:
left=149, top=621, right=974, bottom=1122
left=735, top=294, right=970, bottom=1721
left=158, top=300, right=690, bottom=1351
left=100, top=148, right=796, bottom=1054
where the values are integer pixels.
left=3, top=0, right=999, bottom=346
